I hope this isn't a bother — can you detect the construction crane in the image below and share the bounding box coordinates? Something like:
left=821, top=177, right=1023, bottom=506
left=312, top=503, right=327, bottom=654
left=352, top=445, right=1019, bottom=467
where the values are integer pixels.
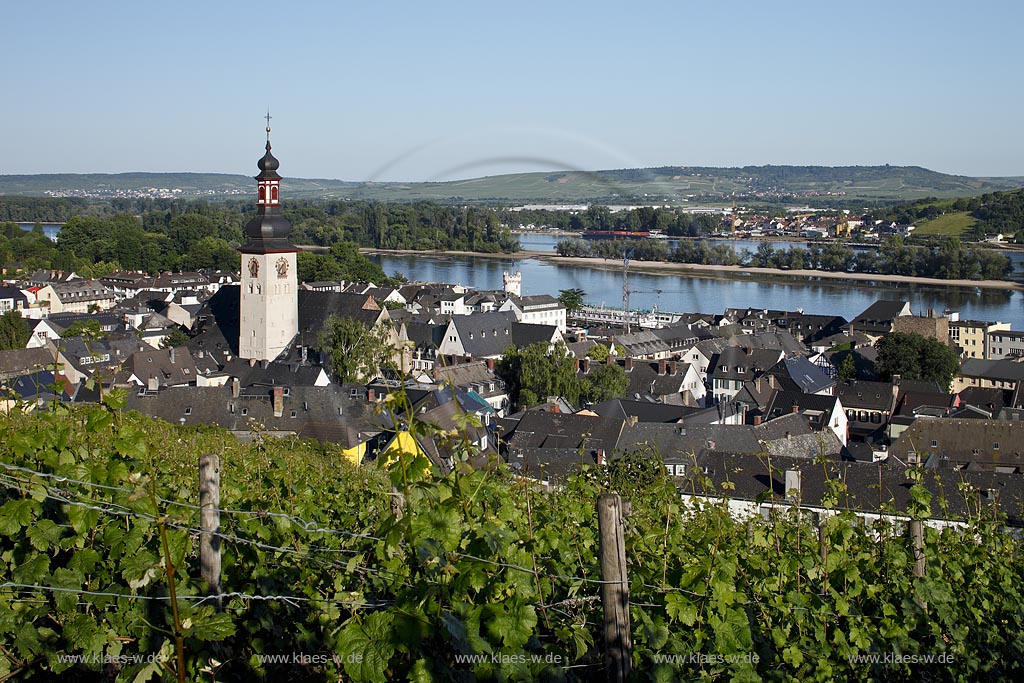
left=623, top=248, right=634, bottom=334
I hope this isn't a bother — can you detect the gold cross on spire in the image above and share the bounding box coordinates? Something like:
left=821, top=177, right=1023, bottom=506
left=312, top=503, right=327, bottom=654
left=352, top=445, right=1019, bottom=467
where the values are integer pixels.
left=265, top=110, right=272, bottom=140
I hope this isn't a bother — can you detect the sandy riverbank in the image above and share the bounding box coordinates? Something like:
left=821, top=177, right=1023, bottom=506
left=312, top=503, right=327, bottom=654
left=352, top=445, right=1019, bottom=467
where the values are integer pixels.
left=540, top=255, right=1024, bottom=291
left=355, top=247, right=1023, bottom=291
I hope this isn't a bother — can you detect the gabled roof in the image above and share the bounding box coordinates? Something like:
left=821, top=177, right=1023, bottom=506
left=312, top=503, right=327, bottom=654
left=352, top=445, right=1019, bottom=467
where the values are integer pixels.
left=763, top=390, right=840, bottom=432
left=890, top=418, right=1024, bottom=472
left=124, top=347, right=198, bottom=388
left=220, top=358, right=327, bottom=388
left=126, top=384, right=381, bottom=450
left=765, top=356, right=835, bottom=394
left=620, top=360, right=694, bottom=401
left=0, top=347, right=56, bottom=378
left=505, top=411, right=625, bottom=454
left=960, top=359, right=1024, bottom=382
left=674, top=452, right=1024, bottom=525
left=589, top=398, right=697, bottom=423
left=836, top=380, right=896, bottom=412
left=711, top=347, right=783, bottom=381
left=449, top=311, right=520, bottom=357
left=849, top=299, right=910, bottom=334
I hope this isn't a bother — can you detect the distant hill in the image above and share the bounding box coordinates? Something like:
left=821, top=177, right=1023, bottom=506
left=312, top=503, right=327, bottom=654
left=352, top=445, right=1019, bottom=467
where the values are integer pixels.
left=2, top=165, right=1021, bottom=206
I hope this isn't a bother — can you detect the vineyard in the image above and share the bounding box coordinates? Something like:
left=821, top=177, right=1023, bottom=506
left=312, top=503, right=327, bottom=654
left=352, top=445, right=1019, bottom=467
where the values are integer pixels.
left=1, top=393, right=1023, bottom=682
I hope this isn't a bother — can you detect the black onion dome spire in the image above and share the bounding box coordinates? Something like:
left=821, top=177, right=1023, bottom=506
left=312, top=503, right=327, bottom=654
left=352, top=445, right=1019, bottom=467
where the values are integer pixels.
left=257, top=141, right=281, bottom=178
left=239, top=126, right=295, bottom=253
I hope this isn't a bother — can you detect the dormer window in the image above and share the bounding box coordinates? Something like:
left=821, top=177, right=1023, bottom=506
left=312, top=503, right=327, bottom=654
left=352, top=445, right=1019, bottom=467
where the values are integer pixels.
left=184, top=407, right=192, bottom=415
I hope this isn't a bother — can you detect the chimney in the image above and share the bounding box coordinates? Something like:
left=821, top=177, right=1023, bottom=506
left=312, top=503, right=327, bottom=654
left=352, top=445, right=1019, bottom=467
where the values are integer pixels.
left=892, top=373, right=901, bottom=386
left=583, top=358, right=590, bottom=374
left=627, top=415, right=638, bottom=427
left=272, top=386, right=284, bottom=417
left=624, top=357, right=633, bottom=371
left=669, top=360, right=678, bottom=375
left=169, top=347, right=175, bottom=364
left=368, top=388, right=376, bottom=402
left=658, top=359, right=667, bottom=375
left=753, top=415, right=763, bottom=426
left=486, top=358, right=495, bottom=371
left=595, top=449, right=606, bottom=466
left=792, top=401, right=800, bottom=414
left=745, top=346, right=753, bottom=355
left=784, top=469, right=801, bottom=501
left=231, top=378, right=240, bottom=398
left=464, top=354, right=472, bottom=364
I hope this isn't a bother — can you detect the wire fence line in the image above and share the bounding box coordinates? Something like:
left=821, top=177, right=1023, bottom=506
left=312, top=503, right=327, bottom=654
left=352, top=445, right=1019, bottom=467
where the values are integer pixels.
left=1, top=457, right=916, bottom=626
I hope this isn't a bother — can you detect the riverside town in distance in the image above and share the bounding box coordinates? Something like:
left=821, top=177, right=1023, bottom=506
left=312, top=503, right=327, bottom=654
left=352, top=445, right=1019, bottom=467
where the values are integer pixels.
left=3, top=2, right=1024, bottom=679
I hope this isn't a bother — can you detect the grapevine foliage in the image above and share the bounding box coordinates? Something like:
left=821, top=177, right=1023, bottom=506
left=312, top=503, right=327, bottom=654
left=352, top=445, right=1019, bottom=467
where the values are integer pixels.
left=0, top=396, right=1022, bottom=681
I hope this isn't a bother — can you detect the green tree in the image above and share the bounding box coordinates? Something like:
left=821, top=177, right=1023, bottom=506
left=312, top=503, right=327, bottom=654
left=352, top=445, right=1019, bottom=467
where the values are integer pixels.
left=62, top=319, right=105, bottom=339
left=497, top=341, right=581, bottom=411
left=836, top=353, right=857, bottom=381
left=318, top=315, right=392, bottom=383
left=579, top=362, right=628, bottom=405
left=876, top=332, right=961, bottom=390
left=0, top=310, right=31, bottom=350
left=160, top=327, right=190, bottom=349
left=557, top=288, right=586, bottom=314
left=587, top=343, right=611, bottom=362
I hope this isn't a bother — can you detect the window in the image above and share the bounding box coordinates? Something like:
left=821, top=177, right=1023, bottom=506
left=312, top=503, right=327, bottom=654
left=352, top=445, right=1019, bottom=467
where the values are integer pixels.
left=241, top=408, right=248, bottom=416
left=931, top=440, right=938, bottom=448
left=994, top=442, right=1000, bottom=451
left=290, top=411, right=297, bottom=418
left=184, top=407, right=192, bottom=415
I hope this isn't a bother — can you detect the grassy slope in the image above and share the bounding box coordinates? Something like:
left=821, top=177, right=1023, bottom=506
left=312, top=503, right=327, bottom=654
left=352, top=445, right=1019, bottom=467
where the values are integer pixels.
left=913, top=211, right=978, bottom=236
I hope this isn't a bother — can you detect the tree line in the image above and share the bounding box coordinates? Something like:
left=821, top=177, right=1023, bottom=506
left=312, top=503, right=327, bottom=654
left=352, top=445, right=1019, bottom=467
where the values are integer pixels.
left=555, top=236, right=1014, bottom=280
left=0, top=196, right=527, bottom=281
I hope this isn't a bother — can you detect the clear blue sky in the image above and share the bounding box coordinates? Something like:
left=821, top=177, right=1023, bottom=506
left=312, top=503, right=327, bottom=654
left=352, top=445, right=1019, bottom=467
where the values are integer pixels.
left=8, top=0, right=1023, bottom=181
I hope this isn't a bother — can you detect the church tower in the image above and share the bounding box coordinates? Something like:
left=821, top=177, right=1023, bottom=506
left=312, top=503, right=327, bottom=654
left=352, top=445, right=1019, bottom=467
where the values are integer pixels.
left=238, top=119, right=299, bottom=361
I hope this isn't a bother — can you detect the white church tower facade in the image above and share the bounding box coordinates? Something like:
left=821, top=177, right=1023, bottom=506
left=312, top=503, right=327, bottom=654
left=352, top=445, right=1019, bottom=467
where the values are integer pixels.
left=238, top=123, right=299, bottom=361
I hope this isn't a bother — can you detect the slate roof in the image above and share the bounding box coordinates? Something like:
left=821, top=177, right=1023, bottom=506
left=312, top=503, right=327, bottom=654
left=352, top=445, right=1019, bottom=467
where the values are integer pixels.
left=675, top=452, right=1024, bottom=525
left=849, top=299, right=910, bottom=335
left=620, top=360, right=696, bottom=403
left=449, top=311, right=520, bottom=357
left=589, top=398, right=698, bottom=423
left=506, top=448, right=600, bottom=483
left=960, top=359, right=1024, bottom=383
left=957, top=387, right=1013, bottom=414
left=836, top=380, right=896, bottom=412
left=765, top=356, right=835, bottom=394
left=763, top=390, right=841, bottom=433
left=123, top=348, right=199, bottom=388
left=126, top=384, right=382, bottom=450
left=220, top=358, right=326, bottom=388
left=711, top=347, right=783, bottom=381
left=0, top=347, right=56, bottom=378
left=889, top=418, right=1024, bottom=472
left=505, top=412, right=625, bottom=455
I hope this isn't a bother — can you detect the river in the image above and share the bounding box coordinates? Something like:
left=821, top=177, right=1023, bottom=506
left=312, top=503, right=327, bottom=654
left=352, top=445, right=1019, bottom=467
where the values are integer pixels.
left=371, top=233, right=1024, bottom=329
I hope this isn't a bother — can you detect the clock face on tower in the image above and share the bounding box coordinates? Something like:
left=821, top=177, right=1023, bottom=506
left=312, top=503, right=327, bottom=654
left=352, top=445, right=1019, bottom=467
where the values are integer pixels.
left=248, top=257, right=259, bottom=278
left=276, top=257, right=289, bottom=278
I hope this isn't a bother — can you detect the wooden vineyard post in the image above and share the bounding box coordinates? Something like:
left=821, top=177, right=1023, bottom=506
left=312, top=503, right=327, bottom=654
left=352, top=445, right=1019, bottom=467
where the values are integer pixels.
left=910, top=519, right=925, bottom=579
left=598, top=493, right=631, bottom=682
left=199, top=454, right=222, bottom=609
